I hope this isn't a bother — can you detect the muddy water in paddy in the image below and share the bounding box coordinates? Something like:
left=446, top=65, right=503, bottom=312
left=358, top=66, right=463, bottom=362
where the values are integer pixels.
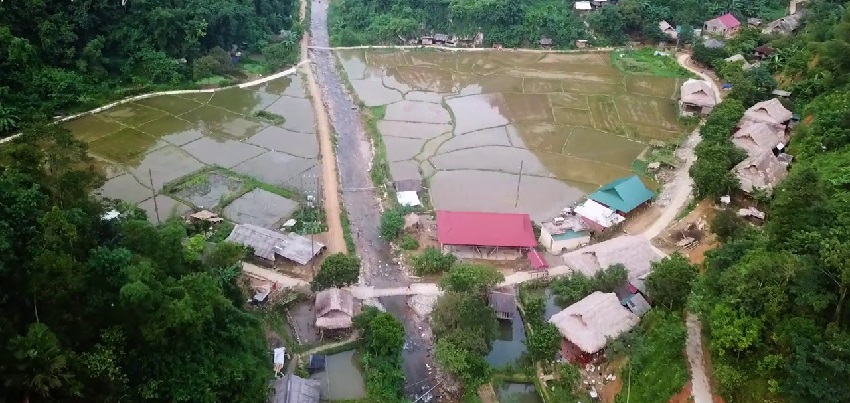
left=338, top=49, right=686, bottom=220
left=67, top=75, right=319, bottom=222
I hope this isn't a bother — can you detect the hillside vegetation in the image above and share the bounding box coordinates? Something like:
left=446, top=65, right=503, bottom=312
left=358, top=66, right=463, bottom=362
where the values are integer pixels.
left=684, top=1, right=850, bottom=402
left=328, top=0, right=790, bottom=47
left=0, top=0, right=301, bottom=134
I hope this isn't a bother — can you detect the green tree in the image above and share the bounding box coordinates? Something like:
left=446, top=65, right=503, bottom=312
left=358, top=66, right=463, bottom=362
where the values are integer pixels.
left=379, top=209, right=405, bottom=240
left=527, top=322, right=561, bottom=362
left=434, top=339, right=491, bottom=387
left=311, top=252, right=361, bottom=291
left=711, top=209, right=745, bottom=242
left=438, top=263, right=504, bottom=294
left=410, top=247, right=457, bottom=276
left=645, top=253, right=698, bottom=311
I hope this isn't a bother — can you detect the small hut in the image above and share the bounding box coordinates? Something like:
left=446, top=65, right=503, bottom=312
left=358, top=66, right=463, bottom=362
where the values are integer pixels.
left=539, top=37, right=554, bottom=49
left=315, top=288, right=356, bottom=336
left=189, top=209, right=224, bottom=224
left=488, top=291, right=516, bottom=320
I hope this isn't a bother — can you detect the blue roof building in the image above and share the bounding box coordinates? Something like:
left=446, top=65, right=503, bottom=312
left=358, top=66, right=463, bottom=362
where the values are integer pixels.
left=588, top=175, right=655, bottom=214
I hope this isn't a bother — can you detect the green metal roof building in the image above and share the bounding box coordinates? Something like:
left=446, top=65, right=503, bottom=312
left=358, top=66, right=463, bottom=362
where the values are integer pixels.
left=588, top=175, right=655, bottom=214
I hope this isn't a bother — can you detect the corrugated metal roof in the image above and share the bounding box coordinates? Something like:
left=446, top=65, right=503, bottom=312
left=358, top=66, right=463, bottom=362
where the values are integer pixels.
left=436, top=210, right=537, bottom=248
left=588, top=175, right=655, bottom=213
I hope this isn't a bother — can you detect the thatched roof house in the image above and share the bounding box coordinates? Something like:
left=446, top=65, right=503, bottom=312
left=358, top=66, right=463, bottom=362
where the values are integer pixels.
left=315, top=288, right=356, bottom=330
left=549, top=292, right=640, bottom=354
left=762, top=13, right=803, bottom=35
left=562, top=235, right=662, bottom=281
left=732, top=122, right=784, bottom=156
left=734, top=151, right=790, bottom=194
left=189, top=210, right=224, bottom=223
left=271, top=375, right=321, bottom=403
left=680, top=79, right=717, bottom=116
left=659, top=21, right=677, bottom=39
left=742, top=98, right=793, bottom=127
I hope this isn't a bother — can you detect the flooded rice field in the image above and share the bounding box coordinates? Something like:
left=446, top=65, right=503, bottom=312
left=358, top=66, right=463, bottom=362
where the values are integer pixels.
left=67, top=74, right=318, bottom=224
left=494, top=382, right=544, bottom=403
left=337, top=50, right=686, bottom=220
left=310, top=350, right=367, bottom=400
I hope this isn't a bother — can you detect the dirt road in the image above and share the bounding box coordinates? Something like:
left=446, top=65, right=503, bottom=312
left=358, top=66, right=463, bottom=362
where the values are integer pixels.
left=298, top=0, right=345, bottom=254
left=306, top=1, right=438, bottom=400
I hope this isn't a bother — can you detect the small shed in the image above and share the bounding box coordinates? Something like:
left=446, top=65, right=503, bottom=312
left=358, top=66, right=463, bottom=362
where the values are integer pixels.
left=434, top=33, right=449, bottom=43
left=421, top=36, right=434, bottom=45
left=772, top=89, right=791, bottom=98
left=574, top=1, right=592, bottom=11
left=753, top=45, right=774, bottom=59
left=539, top=37, right=554, bottom=48
left=271, top=375, right=321, bottom=403
left=395, top=179, right=422, bottom=193
left=273, top=347, right=286, bottom=375
left=488, top=291, right=516, bottom=320
left=190, top=209, right=224, bottom=223
left=622, top=294, right=651, bottom=317
left=528, top=249, right=549, bottom=270
left=315, top=288, right=356, bottom=332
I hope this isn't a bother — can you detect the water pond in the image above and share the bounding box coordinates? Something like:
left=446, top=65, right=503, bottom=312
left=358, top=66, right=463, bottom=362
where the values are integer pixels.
left=337, top=49, right=688, bottom=221
left=310, top=350, right=367, bottom=400
left=494, top=382, right=544, bottom=403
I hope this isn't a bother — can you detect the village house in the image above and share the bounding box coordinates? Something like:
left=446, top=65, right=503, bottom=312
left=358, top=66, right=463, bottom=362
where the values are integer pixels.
left=732, top=122, right=785, bottom=156
left=434, top=33, right=450, bottom=44
left=587, top=175, right=655, bottom=216
left=539, top=37, right=554, bottom=49
left=226, top=224, right=325, bottom=266
left=659, top=21, right=677, bottom=40
left=538, top=212, right=591, bottom=254
left=314, top=288, right=357, bottom=336
left=703, top=38, right=726, bottom=49
left=574, top=199, right=625, bottom=233
left=574, top=1, right=592, bottom=12
left=188, top=209, right=224, bottom=224
left=703, top=13, right=741, bottom=38
left=739, top=98, right=793, bottom=131
left=435, top=210, right=538, bottom=260
left=561, top=235, right=662, bottom=282
left=724, top=54, right=757, bottom=70
left=753, top=45, right=774, bottom=60
left=489, top=290, right=516, bottom=320
left=590, top=0, right=607, bottom=9
left=679, top=79, right=718, bottom=116
left=271, top=374, right=321, bottom=403
left=762, top=13, right=803, bottom=36
left=733, top=151, right=790, bottom=194
left=549, top=291, right=640, bottom=363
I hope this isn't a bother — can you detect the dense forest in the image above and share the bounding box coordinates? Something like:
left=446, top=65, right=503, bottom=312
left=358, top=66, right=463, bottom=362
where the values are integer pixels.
left=0, top=125, right=270, bottom=402
left=0, top=0, right=300, bottom=135
left=328, top=0, right=790, bottom=47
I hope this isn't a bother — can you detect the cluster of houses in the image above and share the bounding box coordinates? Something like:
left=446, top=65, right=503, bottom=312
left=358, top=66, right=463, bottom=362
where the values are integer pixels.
left=659, top=3, right=805, bottom=47
left=680, top=75, right=796, bottom=195
left=546, top=235, right=659, bottom=363
left=538, top=175, right=655, bottom=255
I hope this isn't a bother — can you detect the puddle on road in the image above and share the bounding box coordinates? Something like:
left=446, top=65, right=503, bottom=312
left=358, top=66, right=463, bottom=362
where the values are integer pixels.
left=64, top=74, right=318, bottom=220
left=310, top=350, right=367, bottom=401
left=494, top=383, right=544, bottom=403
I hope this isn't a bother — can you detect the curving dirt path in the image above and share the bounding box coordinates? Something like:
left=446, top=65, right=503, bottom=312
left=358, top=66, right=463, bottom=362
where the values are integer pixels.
left=299, top=0, right=346, bottom=254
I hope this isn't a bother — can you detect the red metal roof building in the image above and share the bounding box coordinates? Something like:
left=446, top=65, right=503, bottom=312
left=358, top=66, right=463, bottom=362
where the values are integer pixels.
left=436, top=210, right=537, bottom=248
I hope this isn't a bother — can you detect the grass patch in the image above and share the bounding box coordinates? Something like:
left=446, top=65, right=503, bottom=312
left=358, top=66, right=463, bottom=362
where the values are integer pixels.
left=612, top=48, right=695, bottom=78
left=364, top=105, right=394, bottom=202
left=607, top=310, right=689, bottom=403
left=339, top=201, right=356, bottom=253
left=291, top=206, right=328, bottom=234
left=195, top=75, right=235, bottom=86
left=240, top=59, right=271, bottom=75
left=163, top=166, right=301, bottom=213
left=253, top=110, right=286, bottom=125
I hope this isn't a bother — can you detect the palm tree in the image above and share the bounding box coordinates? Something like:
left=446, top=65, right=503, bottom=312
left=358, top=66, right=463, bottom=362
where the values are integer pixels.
left=0, top=104, right=20, bottom=133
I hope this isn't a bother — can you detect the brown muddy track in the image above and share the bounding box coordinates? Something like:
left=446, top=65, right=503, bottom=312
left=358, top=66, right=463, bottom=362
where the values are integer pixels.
left=306, top=0, right=438, bottom=400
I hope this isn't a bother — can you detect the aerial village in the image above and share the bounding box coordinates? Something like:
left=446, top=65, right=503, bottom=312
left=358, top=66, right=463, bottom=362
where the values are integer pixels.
left=37, top=0, right=806, bottom=401
left=208, top=9, right=800, bottom=403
